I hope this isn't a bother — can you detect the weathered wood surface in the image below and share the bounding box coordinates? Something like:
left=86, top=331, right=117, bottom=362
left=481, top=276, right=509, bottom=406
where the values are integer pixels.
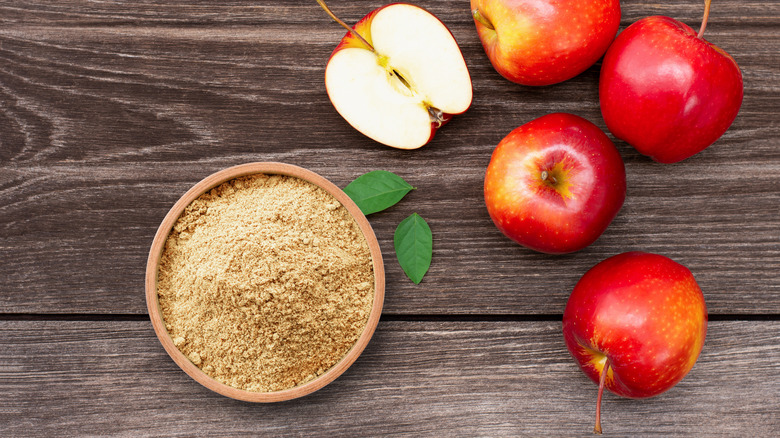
left=0, top=1, right=779, bottom=433
left=1, top=320, right=778, bottom=436
left=0, top=0, right=778, bottom=315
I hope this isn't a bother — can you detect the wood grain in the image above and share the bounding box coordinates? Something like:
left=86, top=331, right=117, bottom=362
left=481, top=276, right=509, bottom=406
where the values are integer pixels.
left=1, top=320, right=777, bottom=436
left=0, top=0, right=779, bottom=315
left=1, top=1, right=778, bottom=435
left=1, top=1, right=779, bottom=27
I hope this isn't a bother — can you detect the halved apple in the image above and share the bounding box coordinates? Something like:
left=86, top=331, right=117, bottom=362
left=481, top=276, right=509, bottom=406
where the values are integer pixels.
left=320, top=2, right=473, bottom=150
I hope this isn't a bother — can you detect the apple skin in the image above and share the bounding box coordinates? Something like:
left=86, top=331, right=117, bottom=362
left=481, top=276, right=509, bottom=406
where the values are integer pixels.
left=470, top=0, right=620, bottom=86
left=599, top=16, right=743, bottom=163
left=483, top=113, right=625, bottom=254
left=563, top=252, right=708, bottom=399
left=324, top=3, right=470, bottom=148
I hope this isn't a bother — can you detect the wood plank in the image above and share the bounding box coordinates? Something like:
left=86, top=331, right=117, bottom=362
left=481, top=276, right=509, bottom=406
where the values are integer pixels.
left=0, top=0, right=778, bottom=315
left=1, top=0, right=779, bottom=27
left=0, top=320, right=777, bottom=436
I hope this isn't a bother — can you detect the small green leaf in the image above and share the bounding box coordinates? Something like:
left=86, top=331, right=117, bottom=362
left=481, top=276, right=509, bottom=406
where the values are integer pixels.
left=394, top=213, right=432, bottom=284
left=344, top=170, right=415, bottom=215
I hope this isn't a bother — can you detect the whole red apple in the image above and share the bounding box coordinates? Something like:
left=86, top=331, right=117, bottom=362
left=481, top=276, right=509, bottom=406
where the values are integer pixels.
left=470, top=0, right=621, bottom=86
left=599, top=0, right=743, bottom=163
left=563, top=252, right=708, bottom=434
left=483, top=113, right=625, bottom=254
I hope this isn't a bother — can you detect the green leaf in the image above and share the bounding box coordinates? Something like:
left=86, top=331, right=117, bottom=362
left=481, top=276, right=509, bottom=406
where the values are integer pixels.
left=394, top=213, right=432, bottom=284
left=344, top=170, right=415, bottom=215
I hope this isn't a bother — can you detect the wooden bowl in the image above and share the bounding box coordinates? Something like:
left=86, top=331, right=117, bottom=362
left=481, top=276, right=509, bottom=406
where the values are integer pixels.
left=145, top=162, right=385, bottom=402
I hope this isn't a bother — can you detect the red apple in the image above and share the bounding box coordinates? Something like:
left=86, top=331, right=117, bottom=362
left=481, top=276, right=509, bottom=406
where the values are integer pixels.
left=599, top=0, right=743, bottom=163
left=563, top=252, right=708, bottom=434
left=470, top=0, right=621, bottom=86
left=318, top=1, right=472, bottom=150
left=483, top=113, right=625, bottom=254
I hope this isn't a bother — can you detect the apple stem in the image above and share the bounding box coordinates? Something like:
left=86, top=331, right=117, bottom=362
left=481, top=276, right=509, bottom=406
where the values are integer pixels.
left=697, top=0, right=712, bottom=38
left=471, top=9, right=495, bottom=31
left=541, top=171, right=557, bottom=184
left=316, top=0, right=375, bottom=52
left=594, top=358, right=611, bottom=435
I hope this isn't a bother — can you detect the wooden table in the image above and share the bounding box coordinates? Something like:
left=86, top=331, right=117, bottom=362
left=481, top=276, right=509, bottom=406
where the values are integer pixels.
left=2, top=0, right=778, bottom=435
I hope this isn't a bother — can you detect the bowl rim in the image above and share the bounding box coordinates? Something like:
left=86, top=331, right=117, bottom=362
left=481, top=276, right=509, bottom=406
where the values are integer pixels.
left=145, top=162, right=385, bottom=402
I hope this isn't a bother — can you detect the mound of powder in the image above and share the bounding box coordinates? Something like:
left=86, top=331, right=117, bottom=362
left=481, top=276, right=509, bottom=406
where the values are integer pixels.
left=157, top=173, right=374, bottom=392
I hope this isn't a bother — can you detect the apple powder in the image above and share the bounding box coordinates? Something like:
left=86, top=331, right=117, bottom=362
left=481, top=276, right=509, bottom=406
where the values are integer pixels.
left=157, top=173, right=374, bottom=392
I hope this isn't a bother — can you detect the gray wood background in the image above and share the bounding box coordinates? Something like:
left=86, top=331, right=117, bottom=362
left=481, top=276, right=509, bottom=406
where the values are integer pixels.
left=1, top=0, right=778, bottom=435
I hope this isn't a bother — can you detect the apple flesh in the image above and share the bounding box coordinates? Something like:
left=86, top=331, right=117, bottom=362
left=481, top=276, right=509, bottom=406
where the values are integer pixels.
left=563, top=252, right=708, bottom=433
left=321, top=2, right=472, bottom=149
left=599, top=1, right=743, bottom=163
left=471, top=0, right=621, bottom=86
left=483, top=113, right=625, bottom=254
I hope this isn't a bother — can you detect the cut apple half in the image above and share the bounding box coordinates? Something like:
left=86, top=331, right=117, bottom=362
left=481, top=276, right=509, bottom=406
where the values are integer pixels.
left=323, top=3, right=473, bottom=150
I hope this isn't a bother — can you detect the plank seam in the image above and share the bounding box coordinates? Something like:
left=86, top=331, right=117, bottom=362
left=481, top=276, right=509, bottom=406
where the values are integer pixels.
left=0, top=313, right=777, bottom=321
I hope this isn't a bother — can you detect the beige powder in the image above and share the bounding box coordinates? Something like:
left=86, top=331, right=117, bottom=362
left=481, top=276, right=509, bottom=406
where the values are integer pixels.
left=157, top=173, right=374, bottom=392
